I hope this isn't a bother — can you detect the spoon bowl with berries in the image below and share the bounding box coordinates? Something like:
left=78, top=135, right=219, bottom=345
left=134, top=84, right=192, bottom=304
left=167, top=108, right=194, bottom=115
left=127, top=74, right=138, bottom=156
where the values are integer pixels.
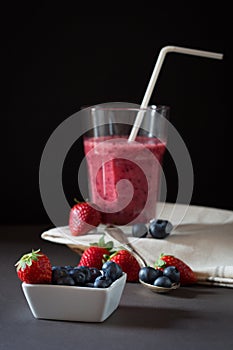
left=139, top=265, right=180, bottom=293
left=139, top=278, right=180, bottom=293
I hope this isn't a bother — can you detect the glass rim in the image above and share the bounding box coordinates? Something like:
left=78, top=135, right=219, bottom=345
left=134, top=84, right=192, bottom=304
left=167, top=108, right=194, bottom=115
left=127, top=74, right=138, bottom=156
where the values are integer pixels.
left=90, top=105, right=170, bottom=112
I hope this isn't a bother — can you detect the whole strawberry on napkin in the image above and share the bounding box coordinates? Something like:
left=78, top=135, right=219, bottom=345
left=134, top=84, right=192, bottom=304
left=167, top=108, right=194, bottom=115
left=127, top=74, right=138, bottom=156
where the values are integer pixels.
left=69, top=200, right=101, bottom=236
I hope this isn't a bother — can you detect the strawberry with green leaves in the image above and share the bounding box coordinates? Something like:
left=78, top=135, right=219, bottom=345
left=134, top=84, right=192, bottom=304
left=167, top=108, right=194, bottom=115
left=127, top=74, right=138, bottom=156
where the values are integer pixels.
left=155, top=253, right=197, bottom=286
left=78, top=236, right=141, bottom=281
left=15, top=249, right=52, bottom=284
left=78, top=236, right=113, bottom=269
left=69, top=200, right=101, bottom=236
left=110, top=250, right=141, bottom=282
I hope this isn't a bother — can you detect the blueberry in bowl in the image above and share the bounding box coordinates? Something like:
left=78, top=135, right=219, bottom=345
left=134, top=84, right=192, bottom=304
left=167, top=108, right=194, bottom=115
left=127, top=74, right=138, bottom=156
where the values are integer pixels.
left=22, top=263, right=126, bottom=322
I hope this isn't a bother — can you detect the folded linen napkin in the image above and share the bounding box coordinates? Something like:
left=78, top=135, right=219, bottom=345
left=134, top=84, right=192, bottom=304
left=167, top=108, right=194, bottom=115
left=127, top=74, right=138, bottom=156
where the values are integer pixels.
left=41, top=203, right=233, bottom=288
left=194, top=266, right=233, bottom=288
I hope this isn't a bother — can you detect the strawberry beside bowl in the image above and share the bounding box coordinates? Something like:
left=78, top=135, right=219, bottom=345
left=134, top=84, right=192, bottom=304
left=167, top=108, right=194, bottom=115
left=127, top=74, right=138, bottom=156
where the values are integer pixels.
left=21, top=272, right=126, bottom=322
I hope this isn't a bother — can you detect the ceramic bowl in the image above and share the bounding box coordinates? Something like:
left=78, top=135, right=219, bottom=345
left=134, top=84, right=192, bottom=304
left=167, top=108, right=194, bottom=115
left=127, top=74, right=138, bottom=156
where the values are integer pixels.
left=22, top=273, right=126, bottom=322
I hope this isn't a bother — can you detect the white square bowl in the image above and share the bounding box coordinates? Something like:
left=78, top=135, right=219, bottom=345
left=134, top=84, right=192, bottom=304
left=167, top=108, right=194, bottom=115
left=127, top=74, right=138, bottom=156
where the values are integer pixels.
left=22, top=272, right=126, bottom=322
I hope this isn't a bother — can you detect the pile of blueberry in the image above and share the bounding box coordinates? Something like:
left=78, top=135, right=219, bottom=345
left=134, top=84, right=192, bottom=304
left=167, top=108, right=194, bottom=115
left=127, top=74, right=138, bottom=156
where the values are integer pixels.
left=52, top=261, right=123, bottom=288
left=139, top=265, right=180, bottom=288
left=132, top=219, right=173, bottom=239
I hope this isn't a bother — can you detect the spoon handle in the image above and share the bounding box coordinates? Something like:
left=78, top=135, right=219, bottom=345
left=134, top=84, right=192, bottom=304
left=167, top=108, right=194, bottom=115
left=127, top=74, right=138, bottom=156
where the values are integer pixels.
left=104, top=225, right=147, bottom=267
left=124, top=241, right=147, bottom=267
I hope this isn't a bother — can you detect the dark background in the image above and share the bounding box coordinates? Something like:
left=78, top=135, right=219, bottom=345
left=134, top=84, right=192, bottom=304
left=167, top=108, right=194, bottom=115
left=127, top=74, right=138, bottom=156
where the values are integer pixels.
left=2, top=4, right=232, bottom=225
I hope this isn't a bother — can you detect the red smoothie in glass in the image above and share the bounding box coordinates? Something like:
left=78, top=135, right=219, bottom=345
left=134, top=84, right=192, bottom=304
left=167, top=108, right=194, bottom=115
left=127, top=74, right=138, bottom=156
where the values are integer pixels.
left=84, top=135, right=166, bottom=225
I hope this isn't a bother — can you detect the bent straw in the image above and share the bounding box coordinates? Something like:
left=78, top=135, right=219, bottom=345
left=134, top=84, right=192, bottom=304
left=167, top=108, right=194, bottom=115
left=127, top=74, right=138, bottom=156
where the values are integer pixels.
left=128, top=45, right=223, bottom=142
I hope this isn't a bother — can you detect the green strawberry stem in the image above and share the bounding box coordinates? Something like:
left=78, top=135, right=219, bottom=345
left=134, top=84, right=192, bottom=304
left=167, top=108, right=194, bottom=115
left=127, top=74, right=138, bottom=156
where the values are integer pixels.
left=154, top=252, right=168, bottom=268
left=74, top=198, right=81, bottom=204
left=90, top=235, right=114, bottom=251
left=73, top=197, right=90, bottom=204
left=15, top=249, right=42, bottom=271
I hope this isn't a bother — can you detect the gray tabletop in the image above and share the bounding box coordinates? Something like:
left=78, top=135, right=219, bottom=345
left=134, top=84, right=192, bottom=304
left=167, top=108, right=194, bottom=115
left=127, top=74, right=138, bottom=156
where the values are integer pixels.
left=1, top=225, right=233, bottom=350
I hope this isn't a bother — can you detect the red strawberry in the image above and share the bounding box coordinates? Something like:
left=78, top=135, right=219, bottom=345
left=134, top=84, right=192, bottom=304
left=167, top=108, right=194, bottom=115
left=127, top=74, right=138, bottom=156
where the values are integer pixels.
left=69, top=201, right=101, bottom=236
left=15, top=249, right=52, bottom=284
left=78, top=247, right=109, bottom=269
left=78, top=236, right=113, bottom=269
left=110, top=250, right=140, bottom=282
left=155, top=253, right=197, bottom=286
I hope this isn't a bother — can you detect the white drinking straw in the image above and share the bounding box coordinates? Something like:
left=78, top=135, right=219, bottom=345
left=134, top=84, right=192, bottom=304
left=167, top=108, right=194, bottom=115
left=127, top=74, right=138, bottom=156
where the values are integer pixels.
left=128, top=45, right=223, bottom=142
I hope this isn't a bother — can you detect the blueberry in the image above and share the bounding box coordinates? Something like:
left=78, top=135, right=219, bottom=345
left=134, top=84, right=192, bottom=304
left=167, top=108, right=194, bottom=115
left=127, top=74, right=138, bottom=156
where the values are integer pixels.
left=94, top=275, right=112, bottom=288
left=55, top=276, right=76, bottom=286
left=73, top=266, right=92, bottom=283
left=102, top=260, right=114, bottom=270
left=163, top=266, right=180, bottom=284
left=89, top=267, right=102, bottom=282
left=102, top=261, right=123, bottom=281
left=153, top=276, right=172, bottom=288
left=69, top=269, right=87, bottom=285
left=52, top=266, right=69, bottom=283
left=149, top=219, right=173, bottom=239
left=139, top=266, right=163, bottom=284
left=132, top=223, right=148, bottom=238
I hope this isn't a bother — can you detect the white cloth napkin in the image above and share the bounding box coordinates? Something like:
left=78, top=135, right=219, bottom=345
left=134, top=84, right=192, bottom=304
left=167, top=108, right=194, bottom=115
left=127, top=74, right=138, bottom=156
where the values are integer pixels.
left=41, top=203, right=233, bottom=288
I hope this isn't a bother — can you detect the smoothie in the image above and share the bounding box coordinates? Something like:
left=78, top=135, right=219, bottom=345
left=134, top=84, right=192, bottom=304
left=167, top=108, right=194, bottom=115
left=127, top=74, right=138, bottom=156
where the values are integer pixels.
left=84, top=135, right=166, bottom=225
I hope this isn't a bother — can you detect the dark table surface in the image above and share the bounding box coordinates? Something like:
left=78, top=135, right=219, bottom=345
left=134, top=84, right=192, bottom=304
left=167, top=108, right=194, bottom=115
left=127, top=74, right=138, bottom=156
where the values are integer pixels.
left=1, top=224, right=233, bottom=350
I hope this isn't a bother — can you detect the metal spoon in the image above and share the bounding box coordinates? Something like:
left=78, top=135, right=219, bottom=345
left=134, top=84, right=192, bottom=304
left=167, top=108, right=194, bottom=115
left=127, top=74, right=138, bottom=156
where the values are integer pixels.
left=139, top=279, right=180, bottom=293
left=104, top=225, right=147, bottom=267
left=104, top=225, right=180, bottom=293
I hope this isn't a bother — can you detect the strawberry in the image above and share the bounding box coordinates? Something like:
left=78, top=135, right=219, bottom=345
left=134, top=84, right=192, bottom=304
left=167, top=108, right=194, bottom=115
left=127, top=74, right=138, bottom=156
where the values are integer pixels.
left=155, top=253, right=197, bottom=286
left=110, top=250, right=140, bottom=282
left=69, top=200, right=101, bottom=236
left=15, top=249, right=52, bottom=284
left=78, top=236, right=113, bottom=269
